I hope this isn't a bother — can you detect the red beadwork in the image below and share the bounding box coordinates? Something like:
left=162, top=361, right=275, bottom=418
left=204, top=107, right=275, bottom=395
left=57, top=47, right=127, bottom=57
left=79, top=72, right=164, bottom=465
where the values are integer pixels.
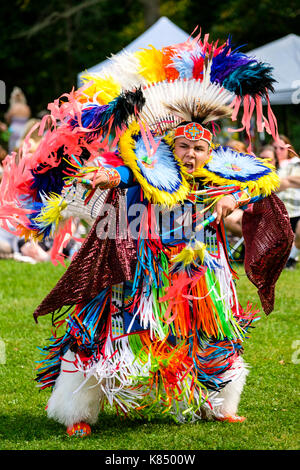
left=175, top=122, right=212, bottom=144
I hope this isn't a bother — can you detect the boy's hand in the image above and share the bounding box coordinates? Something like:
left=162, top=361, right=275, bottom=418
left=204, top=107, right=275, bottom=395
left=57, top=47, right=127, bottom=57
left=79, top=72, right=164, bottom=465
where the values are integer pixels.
left=215, top=196, right=237, bottom=224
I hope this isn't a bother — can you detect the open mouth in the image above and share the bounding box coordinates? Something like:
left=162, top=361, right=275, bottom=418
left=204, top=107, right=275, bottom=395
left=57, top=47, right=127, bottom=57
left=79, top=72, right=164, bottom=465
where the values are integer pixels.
left=184, top=163, right=194, bottom=173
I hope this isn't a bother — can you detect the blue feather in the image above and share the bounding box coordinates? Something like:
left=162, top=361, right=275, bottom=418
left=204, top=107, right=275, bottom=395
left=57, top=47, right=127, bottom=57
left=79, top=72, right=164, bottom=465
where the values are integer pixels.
left=170, top=50, right=197, bottom=79
left=223, top=61, right=276, bottom=97
left=211, top=38, right=255, bottom=85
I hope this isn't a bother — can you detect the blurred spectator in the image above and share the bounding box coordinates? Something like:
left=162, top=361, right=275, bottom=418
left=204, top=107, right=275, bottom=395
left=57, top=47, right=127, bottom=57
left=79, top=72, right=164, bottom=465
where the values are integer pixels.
left=18, top=118, right=42, bottom=157
left=226, top=139, right=247, bottom=153
left=0, top=226, right=18, bottom=260
left=273, top=134, right=297, bottom=169
left=0, top=121, right=9, bottom=182
left=4, top=87, right=31, bottom=153
left=276, top=136, right=300, bottom=270
left=259, top=144, right=278, bottom=169
left=0, top=145, right=6, bottom=182
left=0, top=225, right=34, bottom=263
left=0, top=224, right=51, bottom=263
left=0, top=116, right=52, bottom=263
left=19, top=239, right=51, bottom=262
left=0, top=115, right=57, bottom=264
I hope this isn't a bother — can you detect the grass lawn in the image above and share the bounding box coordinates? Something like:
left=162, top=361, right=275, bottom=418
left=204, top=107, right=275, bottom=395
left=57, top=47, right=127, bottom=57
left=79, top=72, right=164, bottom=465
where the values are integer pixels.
left=0, top=259, right=299, bottom=451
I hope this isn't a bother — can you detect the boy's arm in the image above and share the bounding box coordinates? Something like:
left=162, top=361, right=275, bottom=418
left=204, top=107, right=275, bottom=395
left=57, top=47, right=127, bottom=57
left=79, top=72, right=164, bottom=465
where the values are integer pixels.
left=215, top=189, right=251, bottom=224
left=78, top=165, right=136, bottom=189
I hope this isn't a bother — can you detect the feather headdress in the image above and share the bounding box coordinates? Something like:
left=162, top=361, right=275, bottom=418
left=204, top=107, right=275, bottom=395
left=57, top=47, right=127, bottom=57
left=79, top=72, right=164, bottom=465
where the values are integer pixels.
left=70, top=32, right=277, bottom=147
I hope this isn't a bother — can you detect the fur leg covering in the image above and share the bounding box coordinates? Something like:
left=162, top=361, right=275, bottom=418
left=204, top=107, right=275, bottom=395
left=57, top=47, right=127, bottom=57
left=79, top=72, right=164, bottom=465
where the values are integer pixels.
left=46, top=350, right=103, bottom=427
left=202, top=356, right=249, bottom=420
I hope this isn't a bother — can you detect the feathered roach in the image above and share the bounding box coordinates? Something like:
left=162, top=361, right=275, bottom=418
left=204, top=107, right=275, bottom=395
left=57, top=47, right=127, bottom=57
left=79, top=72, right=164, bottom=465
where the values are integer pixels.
left=165, top=97, right=232, bottom=126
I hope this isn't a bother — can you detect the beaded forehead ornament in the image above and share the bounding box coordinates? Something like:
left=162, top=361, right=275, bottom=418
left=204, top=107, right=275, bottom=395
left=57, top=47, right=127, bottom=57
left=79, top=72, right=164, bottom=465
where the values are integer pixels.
left=174, top=122, right=212, bottom=144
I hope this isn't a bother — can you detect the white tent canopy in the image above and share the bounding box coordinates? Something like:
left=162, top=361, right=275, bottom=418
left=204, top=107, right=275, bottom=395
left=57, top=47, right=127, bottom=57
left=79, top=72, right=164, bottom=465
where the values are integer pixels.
left=77, top=16, right=190, bottom=86
left=247, top=34, right=300, bottom=105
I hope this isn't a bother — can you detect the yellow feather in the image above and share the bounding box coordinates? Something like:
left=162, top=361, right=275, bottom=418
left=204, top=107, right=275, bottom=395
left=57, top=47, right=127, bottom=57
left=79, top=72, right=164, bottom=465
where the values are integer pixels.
left=172, top=241, right=206, bottom=266
left=78, top=73, right=121, bottom=105
left=134, top=46, right=166, bottom=84
left=34, top=193, right=67, bottom=233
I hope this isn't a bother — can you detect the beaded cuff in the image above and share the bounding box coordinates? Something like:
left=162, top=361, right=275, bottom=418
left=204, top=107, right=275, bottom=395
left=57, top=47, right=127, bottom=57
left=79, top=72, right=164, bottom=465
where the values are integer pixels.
left=97, top=167, right=121, bottom=189
left=228, top=189, right=251, bottom=208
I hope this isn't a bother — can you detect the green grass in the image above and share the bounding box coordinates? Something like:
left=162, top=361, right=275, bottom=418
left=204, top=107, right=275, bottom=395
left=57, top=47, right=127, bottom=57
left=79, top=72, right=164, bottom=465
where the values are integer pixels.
left=0, top=259, right=299, bottom=450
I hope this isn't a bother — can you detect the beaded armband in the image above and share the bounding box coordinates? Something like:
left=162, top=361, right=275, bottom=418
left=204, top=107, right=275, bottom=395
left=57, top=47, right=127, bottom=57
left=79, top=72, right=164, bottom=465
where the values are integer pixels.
left=97, top=167, right=121, bottom=189
left=228, top=189, right=251, bottom=208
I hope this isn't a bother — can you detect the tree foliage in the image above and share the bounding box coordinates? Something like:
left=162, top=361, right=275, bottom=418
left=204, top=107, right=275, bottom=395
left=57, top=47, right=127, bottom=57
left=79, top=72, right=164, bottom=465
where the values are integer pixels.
left=1, top=0, right=144, bottom=114
left=0, top=0, right=299, bottom=122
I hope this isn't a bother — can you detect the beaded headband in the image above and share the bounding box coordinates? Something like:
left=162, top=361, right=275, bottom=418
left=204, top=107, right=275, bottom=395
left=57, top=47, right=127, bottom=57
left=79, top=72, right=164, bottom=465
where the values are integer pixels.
left=174, top=122, right=212, bottom=145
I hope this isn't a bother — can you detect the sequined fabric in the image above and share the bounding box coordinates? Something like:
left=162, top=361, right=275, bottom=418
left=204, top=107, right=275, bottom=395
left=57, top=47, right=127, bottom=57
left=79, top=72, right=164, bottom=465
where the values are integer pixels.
left=33, top=189, right=137, bottom=321
left=242, top=193, right=294, bottom=315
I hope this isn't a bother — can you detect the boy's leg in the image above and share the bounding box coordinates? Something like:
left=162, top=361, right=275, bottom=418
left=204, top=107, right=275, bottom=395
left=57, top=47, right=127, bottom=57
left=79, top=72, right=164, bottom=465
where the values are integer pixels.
left=46, top=350, right=103, bottom=431
left=214, top=356, right=248, bottom=421
left=201, top=356, right=248, bottom=422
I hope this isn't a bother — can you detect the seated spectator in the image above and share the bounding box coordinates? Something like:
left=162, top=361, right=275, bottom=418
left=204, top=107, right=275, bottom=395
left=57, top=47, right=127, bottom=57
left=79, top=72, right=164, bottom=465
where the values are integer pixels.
left=4, top=87, right=31, bottom=153
left=0, top=146, right=6, bottom=183
left=0, top=224, right=51, bottom=264
left=0, top=225, right=34, bottom=263
left=0, top=121, right=9, bottom=182
left=18, top=118, right=42, bottom=158
left=259, top=144, right=278, bottom=169
left=226, top=139, right=247, bottom=153
left=273, top=134, right=297, bottom=169
left=275, top=136, right=300, bottom=269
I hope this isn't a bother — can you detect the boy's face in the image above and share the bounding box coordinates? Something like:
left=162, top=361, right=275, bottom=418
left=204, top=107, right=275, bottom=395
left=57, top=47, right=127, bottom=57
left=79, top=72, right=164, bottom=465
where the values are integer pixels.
left=174, top=137, right=210, bottom=174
